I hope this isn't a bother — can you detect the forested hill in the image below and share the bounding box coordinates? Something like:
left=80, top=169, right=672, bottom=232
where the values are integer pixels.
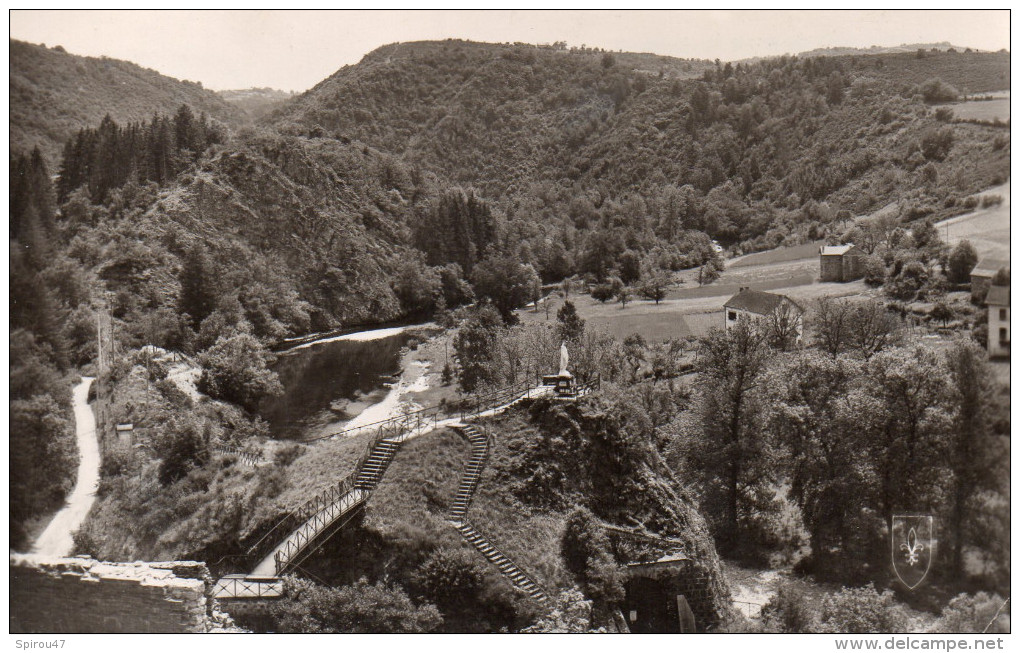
left=10, top=39, right=245, bottom=164
left=268, top=41, right=1009, bottom=255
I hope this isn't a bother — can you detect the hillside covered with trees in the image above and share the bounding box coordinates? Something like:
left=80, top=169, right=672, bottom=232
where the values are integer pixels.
left=10, top=39, right=244, bottom=165
left=270, top=41, right=1008, bottom=261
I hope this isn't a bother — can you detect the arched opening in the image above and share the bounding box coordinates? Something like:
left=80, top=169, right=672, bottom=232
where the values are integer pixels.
left=623, top=576, right=678, bottom=633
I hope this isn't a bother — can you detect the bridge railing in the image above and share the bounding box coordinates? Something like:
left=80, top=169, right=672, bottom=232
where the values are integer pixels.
left=245, top=408, right=415, bottom=565
left=245, top=473, right=358, bottom=563
left=213, top=574, right=284, bottom=600
left=274, top=488, right=368, bottom=574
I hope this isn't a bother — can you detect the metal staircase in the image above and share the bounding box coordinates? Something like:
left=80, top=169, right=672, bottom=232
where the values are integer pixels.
left=452, top=521, right=549, bottom=603
left=218, top=380, right=556, bottom=598
left=448, top=424, right=549, bottom=603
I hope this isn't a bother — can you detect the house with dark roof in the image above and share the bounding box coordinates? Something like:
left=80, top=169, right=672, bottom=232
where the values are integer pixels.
left=723, top=288, right=804, bottom=344
left=986, top=284, right=1010, bottom=358
left=971, top=256, right=1010, bottom=301
left=819, top=244, right=867, bottom=282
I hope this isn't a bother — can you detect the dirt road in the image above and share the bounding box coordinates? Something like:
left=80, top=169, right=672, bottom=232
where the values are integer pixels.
left=32, top=377, right=99, bottom=556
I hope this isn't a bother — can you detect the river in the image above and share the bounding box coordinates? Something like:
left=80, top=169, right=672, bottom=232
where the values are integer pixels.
left=32, top=377, right=99, bottom=557
left=258, top=326, right=419, bottom=440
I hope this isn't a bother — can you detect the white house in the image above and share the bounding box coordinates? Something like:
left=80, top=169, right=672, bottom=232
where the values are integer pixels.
left=986, top=284, right=1010, bottom=358
left=723, top=288, right=804, bottom=344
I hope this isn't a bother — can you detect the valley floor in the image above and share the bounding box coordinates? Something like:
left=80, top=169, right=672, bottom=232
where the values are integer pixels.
left=517, top=181, right=1010, bottom=343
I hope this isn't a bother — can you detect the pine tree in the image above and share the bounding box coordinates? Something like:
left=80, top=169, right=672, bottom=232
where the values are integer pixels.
left=178, top=244, right=219, bottom=328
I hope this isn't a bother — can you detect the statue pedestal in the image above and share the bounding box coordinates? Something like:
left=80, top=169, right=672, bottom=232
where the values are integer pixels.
left=541, top=372, right=576, bottom=397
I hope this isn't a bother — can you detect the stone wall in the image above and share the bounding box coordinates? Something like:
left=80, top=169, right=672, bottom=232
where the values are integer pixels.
left=10, top=554, right=241, bottom=633
left=622, top=559, right=719, bottom=633
left=820, top=255, right=845, bottom=282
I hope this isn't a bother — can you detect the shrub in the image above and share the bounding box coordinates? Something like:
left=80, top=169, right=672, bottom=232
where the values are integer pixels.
left=152, top=414, right=211, bottom=485
left=919, top=78, right=960, bottom=103
left=590, top=283, right=615, bottom=303
left=100, top=446, right=140, bottom=478
left=862, top=255, right=886, bottom=287
left=920, top=127, right=954, bottom=161
left=817, top=584, right=906, bottom=633
left=947, top=240, right=979, bottom=283
left=10, top=395, right=76, bottom=545
left=262, top=577, right=442, bottom=633
left=197, top=332, right=283, bottom=411
left=930, top=300, right=955, bottom=327
left=932, top=592, right=1009, bottom=633
left=523, top=589, right=596, bottom=633
left=561, top=507, right=624, bottom=604
left=273, top=443, right=304, bottom=468
left=761, top=582, right=818, bottom=633
left=981, top=194, right=1004, bottom=209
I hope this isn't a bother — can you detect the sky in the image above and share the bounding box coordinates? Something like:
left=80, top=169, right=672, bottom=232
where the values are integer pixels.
left=9, top=9, right=1011, bottom=92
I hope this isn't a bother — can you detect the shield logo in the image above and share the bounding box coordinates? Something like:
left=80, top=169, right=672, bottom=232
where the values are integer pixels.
left=891, top=514, right=936, bottom=590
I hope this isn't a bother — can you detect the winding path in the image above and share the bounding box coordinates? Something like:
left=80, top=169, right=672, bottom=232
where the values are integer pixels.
left=32, top=377, right=99, bottom=556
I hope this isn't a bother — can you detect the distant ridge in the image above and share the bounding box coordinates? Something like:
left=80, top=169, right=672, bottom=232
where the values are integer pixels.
left=218, top=87, right=297, bottom=121
left=10, top=39, right=245, bottom=164
left=797, top=42, right=985, bottom=58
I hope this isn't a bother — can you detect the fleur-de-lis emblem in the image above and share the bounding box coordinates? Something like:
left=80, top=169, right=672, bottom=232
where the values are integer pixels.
left=900, top=527, right=925, bottom=566
left=892, top=515, right=934, bottom=590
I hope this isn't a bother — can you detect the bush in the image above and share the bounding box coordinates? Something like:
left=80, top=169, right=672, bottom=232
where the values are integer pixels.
left=259, top=577, right=442, bottom=633
left=561, top=507, right=624, bottom=604
left=920, top=127, right=954, bottom=161
left=761, top=582, right=818, bottom=633
left=152, top=414, right=211, bottom=485
left=198, top=332, right=283, bottom=411
left=100, top=446, right=140, bottom=478
left=10, top=395, right=76, bottom=546
left=981, top=195, right=1004, bottom=209
left=919, top=78, right=959, bottom=103
left=930, top=300, right=955, bottom=327
left=932, top=592, right=1009, bottom=633
left=523, top=589, right=595, bottom=633
left=273, top=443, right=304, bottom=468
left=817, top=584, right=906, bottom=633
left=591, top=283, right=615, bottom=303
left=947, top=240, right=979, bottom=283
left=862, top=255, right=886, bottom=287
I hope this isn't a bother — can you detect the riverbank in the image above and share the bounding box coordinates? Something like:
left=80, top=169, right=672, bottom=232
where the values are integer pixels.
left=333, top=326, right=459, bottom=431
left=33, top=377, right=99, bottom=556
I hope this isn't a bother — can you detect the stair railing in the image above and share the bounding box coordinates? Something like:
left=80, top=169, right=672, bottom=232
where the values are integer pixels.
left=462, top=520, right=550, bottom=600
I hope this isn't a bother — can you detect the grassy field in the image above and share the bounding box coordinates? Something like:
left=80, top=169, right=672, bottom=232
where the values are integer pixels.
left=519, top=258, right=866, bottom=342
left=871, top=51, right=1009, bottom=95
left=516, top=177, right=1009, bottom=344
left=271, top=429, right=378, bottom=513
left=951, top=98, right=1010, bottom=122
left=729, top=241, right=823, bottom=269
left=935, top=180, right=1011, bottom=260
